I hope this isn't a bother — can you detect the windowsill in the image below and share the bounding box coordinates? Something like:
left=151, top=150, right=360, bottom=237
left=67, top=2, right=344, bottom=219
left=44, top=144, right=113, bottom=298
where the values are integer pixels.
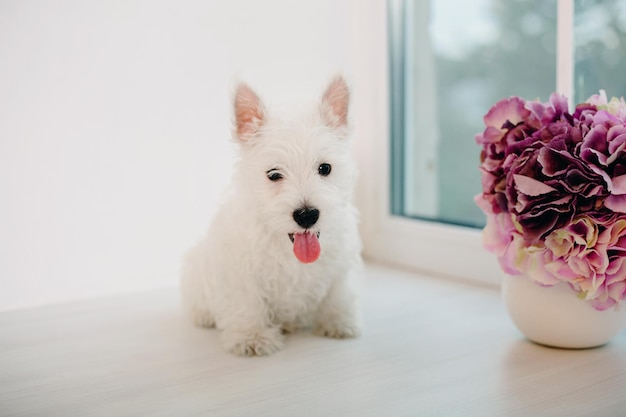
left=2, top=263, right=625, bottom=416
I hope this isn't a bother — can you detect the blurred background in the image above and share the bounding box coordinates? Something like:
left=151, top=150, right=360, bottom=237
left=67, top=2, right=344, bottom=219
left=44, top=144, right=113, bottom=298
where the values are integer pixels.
left=390, top=0, right=626, bottom=228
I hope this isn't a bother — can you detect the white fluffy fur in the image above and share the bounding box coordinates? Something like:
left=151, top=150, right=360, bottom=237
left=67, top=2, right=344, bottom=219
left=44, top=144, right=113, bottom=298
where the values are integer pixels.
left=181, top=76, right=362, bottom=356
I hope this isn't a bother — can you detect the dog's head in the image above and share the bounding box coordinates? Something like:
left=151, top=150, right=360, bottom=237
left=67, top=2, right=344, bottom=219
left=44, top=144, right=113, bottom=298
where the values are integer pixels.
left=231, top=76, right=356, bottom=264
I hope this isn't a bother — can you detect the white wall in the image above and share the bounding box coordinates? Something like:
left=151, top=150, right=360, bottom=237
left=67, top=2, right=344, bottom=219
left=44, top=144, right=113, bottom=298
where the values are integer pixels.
left=0, top=0, right=365, bottom=310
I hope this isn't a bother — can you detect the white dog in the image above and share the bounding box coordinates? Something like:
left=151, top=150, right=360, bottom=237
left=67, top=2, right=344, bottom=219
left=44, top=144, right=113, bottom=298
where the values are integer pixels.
left=181, top=76, right=362, bottom=356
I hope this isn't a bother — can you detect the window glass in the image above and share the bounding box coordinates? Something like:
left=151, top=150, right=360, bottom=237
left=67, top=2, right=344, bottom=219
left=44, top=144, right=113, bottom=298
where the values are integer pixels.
left=574, top=0, right=626, bottom=103
left=389, top=0, right=557, bottom=228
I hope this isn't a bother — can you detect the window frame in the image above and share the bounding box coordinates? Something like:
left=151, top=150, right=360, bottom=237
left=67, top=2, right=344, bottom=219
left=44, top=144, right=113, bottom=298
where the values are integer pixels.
left=354, top=0, right=574, bottom=286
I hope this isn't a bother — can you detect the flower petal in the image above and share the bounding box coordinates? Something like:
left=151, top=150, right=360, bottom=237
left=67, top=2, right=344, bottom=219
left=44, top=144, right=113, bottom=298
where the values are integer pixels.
left=513, top=174, right=557, bottom=196
left=610, top=175, right=626, bottom=195
left=605, top=194, right=626, bottom=213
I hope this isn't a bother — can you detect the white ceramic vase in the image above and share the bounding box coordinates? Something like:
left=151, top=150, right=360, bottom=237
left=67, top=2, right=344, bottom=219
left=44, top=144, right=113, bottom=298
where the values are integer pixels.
left=502, top=274, right=626, bottom=349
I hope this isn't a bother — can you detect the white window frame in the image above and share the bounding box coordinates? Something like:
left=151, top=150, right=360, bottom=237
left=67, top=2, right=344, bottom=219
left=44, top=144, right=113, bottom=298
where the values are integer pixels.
left=352, top=0, right=573, bottom=286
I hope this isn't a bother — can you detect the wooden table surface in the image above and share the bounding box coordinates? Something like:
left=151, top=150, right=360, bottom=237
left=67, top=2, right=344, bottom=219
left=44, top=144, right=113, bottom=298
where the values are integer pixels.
left=1, top=264, right=625, bottom=417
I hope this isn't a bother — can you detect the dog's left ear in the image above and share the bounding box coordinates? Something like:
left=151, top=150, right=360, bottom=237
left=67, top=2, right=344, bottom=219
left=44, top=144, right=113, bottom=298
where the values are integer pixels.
left=320, top=75, right=350, bottom=132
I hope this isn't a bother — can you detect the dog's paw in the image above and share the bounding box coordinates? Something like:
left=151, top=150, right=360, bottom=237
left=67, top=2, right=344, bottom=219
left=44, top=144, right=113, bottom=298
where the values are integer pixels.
left=314, top=319, right=361, bottom=339
left=221, top=327, right=284, bottom=357
left=191, top=309, right=216, bottom=328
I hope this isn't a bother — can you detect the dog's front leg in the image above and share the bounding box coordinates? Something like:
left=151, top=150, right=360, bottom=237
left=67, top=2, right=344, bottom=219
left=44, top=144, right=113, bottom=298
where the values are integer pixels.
left=313, top=277, right=361, bottom=339
left=219, top=304, right=285, bottom=357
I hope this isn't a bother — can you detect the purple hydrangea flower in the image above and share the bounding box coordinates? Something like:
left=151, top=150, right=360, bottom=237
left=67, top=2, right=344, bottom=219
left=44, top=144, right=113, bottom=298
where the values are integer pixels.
left=475, top=92, right=626, bottom=310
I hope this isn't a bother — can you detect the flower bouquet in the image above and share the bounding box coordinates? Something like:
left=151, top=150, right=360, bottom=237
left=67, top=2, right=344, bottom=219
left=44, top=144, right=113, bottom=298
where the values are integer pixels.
left=475, top=91, right=626, bottom=312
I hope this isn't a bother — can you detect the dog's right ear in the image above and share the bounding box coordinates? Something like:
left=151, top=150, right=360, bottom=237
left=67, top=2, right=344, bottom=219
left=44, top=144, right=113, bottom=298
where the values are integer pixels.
left=233, top=83, right=266, bottom=143
left=320, top=75, right=350, bottom=131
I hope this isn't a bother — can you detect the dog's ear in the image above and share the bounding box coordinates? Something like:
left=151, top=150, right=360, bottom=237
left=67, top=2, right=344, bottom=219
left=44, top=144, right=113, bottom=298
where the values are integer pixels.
left=320, top=75, right=350, bottom=131
left=233, top=83, right=266, bottom=142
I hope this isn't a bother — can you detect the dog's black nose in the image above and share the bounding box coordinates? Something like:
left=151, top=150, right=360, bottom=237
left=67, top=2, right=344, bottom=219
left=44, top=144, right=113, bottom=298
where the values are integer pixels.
left=293, top=207, right=319, bottom=229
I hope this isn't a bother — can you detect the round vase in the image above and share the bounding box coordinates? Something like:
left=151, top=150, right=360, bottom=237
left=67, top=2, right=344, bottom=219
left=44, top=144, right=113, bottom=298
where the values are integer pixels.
left=502, top=274, right=626, bottom=349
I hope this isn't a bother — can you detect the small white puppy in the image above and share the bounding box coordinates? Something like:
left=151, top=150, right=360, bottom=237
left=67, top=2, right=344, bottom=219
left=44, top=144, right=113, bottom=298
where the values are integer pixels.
left=181, top=76, right=362, bottom=356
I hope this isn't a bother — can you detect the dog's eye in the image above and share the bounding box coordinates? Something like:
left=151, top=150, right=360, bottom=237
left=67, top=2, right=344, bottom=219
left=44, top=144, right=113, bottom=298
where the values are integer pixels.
left=266, top=170, right=283, bottom=182
left=318, top=163, right=332, bottom=176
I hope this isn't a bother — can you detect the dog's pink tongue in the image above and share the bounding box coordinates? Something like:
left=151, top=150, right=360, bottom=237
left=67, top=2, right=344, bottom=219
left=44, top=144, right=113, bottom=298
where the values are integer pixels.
left=293, top=232, right=321, bottom=263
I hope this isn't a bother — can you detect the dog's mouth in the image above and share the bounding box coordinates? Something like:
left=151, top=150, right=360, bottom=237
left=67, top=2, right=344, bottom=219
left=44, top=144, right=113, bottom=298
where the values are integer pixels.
left=288, top=231, right=321, bottom=264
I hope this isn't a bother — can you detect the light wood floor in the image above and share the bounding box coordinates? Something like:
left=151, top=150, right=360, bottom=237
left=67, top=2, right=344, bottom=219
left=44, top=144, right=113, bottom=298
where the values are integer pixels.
left=1, top=263, right=625, bottom=417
